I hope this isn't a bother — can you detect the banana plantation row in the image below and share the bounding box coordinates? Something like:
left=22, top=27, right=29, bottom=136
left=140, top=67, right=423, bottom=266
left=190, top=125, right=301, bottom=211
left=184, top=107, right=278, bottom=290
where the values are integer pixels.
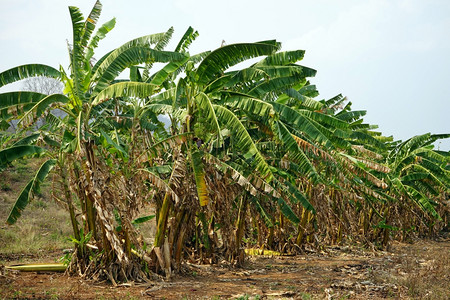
left=1, top=1, right=448, bottom=282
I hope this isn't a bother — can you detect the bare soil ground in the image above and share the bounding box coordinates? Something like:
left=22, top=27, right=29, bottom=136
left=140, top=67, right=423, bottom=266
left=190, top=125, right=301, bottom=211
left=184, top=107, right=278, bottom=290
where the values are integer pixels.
left=1, top=237, right=449, bottom=299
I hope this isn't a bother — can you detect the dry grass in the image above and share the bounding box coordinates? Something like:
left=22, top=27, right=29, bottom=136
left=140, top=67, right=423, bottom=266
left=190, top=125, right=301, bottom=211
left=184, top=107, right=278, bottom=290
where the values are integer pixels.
left=0, top=158, right=72, bottom=264
left=399, top=243, right=450, bottom=299
left=369, top=239, right=450, bottom=299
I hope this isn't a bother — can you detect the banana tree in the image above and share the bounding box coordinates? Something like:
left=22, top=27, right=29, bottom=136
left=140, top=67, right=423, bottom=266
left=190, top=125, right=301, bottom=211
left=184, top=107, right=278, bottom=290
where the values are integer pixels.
left=139, top=40, right=376, bottom=263
left=0, top=0, right=189, bottom=281
left=384, top=133, right=450, bottom=237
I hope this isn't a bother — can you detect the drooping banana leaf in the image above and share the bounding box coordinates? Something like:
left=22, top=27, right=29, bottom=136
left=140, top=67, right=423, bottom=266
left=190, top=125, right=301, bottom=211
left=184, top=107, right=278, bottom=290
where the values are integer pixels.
left=254, top=50, right=306, bottom=66
left=139, top=169, right=180, bottom=204
left=92, top=82, right=158, bottom=106
left=11, top=133, right=41, bottom=147
left=6, top=159, right=56, bottom=225
left=275, top=172, right=315, bottom=214
left=405, top=185, right=441, bottom=220
left=272, top=102, right=333, bottom=148
left=196, top=42, right=280, bottom=86
left=19, top=94, right=70, bottom=127
left=0, top=92, right=47, bottom=119
left=249, top=196, right=274, bottom=228
left=279, top=88, right=323, bottom=111
left=275, top=121, right=320, bottom=182
left=147, top=132, right=192, bottom=156
left=194, top=92, right=222, bottom=143
left=91, top=34, right=187, bottom=95
left=247, top=73, right=308, bottom=99
left=0, top=145, right=45, bottom=170
left=149, top=56, right=190, bottom=86
left=0, top=64, right=60, bottom=88
left=213, top=104, right=273, bottom=182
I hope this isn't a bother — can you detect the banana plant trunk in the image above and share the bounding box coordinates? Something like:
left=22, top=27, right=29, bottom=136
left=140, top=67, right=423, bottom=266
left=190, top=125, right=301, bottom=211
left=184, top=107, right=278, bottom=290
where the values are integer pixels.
left=59, top=165, right=81, bottom=252
left=235, top=195, right=248, bottom=253
left=154, top=192, right=172, bottom=248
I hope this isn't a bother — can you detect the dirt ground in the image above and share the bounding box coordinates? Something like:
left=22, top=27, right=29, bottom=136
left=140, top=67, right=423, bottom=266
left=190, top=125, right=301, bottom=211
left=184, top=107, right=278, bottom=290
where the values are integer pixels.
left=1, top=237, right=449, bottom=300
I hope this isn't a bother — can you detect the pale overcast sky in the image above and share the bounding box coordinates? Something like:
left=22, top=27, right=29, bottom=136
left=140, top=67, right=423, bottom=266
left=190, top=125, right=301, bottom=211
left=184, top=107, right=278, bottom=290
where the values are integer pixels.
left=1, top=0, right=449, bottom=150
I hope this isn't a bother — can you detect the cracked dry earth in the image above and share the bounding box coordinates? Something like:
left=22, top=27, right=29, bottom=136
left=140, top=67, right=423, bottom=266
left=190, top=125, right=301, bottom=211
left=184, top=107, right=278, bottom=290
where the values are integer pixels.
left=1, top=238, right=449, bottom=299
